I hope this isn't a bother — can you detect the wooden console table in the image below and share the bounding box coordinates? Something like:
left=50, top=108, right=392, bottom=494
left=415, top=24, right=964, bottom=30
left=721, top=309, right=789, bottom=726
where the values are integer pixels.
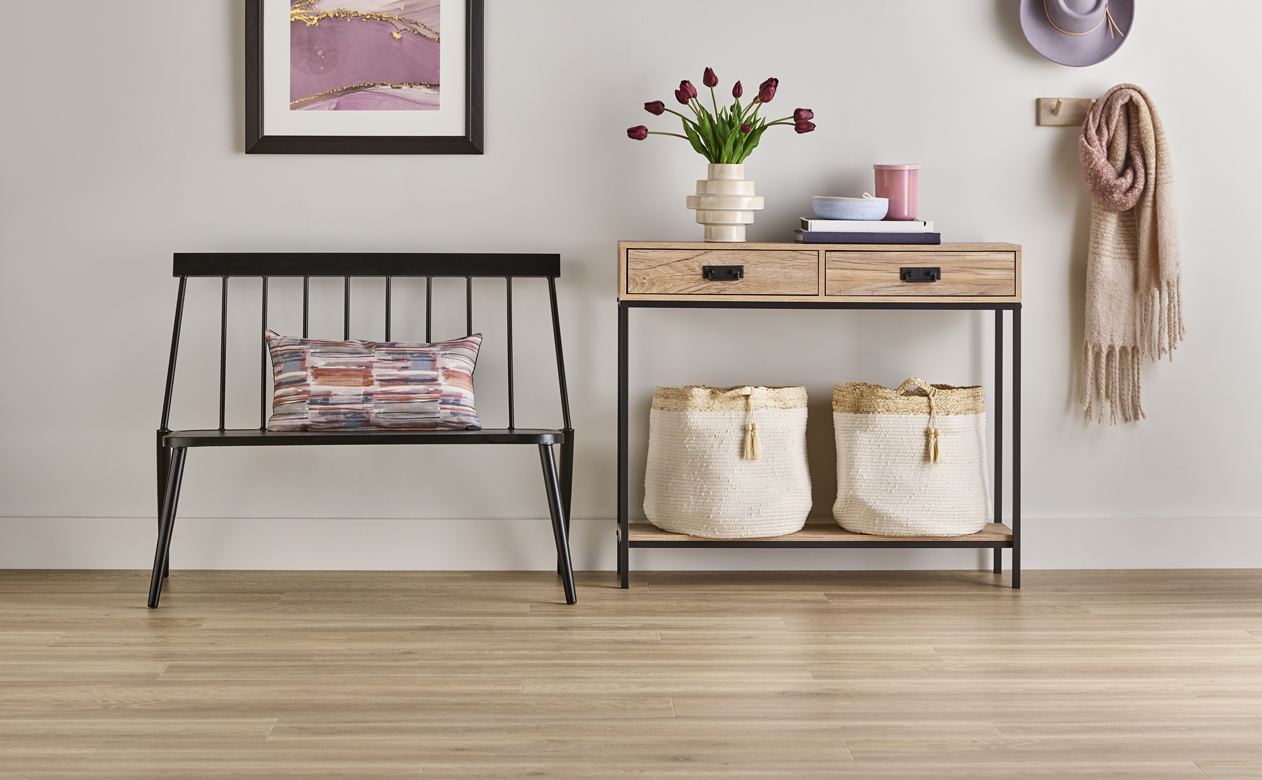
left=616, top=241, right=1023, bottom=588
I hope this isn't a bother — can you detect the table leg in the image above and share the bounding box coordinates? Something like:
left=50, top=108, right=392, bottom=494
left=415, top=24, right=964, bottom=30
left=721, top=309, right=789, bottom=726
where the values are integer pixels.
left=994, top=308, right=1003, bottom=576
left=1013, top=305, right=1022, bottom=589
left=618, top=301, right=630, bottom=589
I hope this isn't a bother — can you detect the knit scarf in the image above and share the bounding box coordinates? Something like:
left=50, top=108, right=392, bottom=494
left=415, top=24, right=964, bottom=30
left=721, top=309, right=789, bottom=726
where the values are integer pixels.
left=1079, top=83, right=1183, bottom=424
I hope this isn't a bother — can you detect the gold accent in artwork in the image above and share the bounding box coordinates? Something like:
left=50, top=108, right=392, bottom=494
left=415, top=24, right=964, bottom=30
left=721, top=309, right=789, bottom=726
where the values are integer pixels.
left=291, top=7, right=440, bottom=42
left=290, top=81, right=440, bottom=107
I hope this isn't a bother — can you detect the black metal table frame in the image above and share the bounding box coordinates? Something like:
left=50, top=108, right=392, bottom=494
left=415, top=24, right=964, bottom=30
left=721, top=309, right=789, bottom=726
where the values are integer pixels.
left=616, top=299, right=1022, bottom=589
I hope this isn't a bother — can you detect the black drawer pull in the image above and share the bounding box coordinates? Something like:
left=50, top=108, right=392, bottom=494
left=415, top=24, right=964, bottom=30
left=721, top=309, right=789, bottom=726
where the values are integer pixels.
left=900, top=267, right=941, bottom=283
left=703, top=265, right=744, bottom=281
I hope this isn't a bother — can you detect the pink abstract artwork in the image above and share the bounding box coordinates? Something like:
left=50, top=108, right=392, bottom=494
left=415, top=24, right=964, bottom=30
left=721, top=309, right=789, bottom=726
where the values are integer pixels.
left=290, top=0, right=440, bottom=111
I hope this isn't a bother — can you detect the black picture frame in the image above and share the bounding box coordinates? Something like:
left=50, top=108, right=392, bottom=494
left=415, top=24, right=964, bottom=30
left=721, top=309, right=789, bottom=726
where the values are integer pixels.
left=245, top=0, right=484, bottom=154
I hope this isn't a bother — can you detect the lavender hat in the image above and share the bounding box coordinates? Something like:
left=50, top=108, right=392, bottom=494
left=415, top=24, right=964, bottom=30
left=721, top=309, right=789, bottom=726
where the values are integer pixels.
left=1020, top=0, right=1134, bottom=67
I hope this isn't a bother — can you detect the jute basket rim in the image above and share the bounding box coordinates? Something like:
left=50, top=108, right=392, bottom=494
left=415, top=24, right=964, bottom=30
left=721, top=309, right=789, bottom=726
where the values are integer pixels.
left=832, top=380, right=984, bottom=416
left=653, top=385, right=808, bottom=412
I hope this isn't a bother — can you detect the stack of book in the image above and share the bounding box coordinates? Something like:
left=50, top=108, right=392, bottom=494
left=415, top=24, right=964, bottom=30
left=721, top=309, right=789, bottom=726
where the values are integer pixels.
left=794, top=218, right=940, bottom=245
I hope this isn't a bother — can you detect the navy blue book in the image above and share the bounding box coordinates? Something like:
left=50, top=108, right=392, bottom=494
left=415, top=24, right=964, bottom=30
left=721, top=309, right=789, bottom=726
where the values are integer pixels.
left=793, top=230, right=941, bottom=245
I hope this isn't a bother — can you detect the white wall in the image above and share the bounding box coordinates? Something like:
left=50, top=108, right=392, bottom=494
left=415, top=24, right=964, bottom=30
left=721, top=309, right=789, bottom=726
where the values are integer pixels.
left=2, top=1, right=1259, bottom=572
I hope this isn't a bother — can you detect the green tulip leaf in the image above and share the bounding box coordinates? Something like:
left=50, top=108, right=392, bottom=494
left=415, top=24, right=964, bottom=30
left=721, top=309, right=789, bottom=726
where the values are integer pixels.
left=737, top=122, right=769, bottom=163
left=720, top=126, right=740, bottom=164
left=698, top=114, right=719, bottom=157
left=682, top=121, right=711, bottom=160
left=731, top=128, right=749, bottom=161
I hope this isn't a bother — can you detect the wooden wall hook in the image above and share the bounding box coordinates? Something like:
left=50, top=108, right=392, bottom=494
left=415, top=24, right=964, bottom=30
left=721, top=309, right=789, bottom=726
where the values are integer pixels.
left=1037, top=97, right=1095, bottom=127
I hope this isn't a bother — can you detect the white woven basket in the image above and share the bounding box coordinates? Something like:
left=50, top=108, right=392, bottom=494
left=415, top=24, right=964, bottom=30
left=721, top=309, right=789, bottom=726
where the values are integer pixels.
left=644, top=385, right=812, bottom=539
left=832, top=378, right=991, bottom=537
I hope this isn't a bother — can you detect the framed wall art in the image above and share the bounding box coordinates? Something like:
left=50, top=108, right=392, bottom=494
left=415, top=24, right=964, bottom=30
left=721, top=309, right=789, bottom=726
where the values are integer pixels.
left=246, top=0, right=484, bottom=154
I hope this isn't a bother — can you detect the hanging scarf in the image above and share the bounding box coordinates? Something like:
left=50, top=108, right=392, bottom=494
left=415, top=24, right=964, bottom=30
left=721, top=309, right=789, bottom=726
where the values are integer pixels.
left=1079, top=83, right=1183, bottom=424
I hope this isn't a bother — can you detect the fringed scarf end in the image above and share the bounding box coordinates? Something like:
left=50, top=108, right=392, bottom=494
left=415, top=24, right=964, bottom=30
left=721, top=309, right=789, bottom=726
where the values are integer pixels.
left=1081, top=342, right=1145, bottom=425
left=1139, top=279, right=1185, bottom=364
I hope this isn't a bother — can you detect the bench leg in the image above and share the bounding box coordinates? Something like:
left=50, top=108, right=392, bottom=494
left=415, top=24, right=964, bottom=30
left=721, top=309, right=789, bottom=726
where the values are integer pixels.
left=539, top=443, right=577, bottom=605
left=616, top=526, right=625, bottom=580
left=556, top=431, right=574, bottom=578
left=155, top=432, right=171, bottom=578
left=148, top=447, right=187, bottom=609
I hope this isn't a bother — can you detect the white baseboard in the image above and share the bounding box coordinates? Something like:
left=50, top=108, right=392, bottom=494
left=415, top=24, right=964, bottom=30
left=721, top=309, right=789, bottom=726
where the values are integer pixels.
left=1, top=516, right=1259, bottom=571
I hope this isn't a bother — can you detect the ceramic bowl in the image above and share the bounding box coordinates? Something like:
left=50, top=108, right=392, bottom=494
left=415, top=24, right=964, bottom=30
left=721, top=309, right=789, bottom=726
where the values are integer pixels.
left=812, top=193, right=889, bottom=221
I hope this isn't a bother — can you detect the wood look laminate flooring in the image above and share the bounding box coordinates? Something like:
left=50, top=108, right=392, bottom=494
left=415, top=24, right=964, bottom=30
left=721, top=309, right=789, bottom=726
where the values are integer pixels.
left=1, top=569, right=1261, bottom=778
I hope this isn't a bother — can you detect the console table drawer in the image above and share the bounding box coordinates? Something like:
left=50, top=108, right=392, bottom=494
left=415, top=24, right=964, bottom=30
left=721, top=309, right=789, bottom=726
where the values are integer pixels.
left=826, top=251, right=1016, bottom=297
left=626, top=249, right=818, bottom=296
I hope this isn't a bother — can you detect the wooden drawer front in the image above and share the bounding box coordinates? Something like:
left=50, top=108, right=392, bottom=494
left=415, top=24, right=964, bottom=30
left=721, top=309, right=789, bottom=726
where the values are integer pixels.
left=826, top=251, right=1016, bottom=296
left=627, top=249, right=818, bottom=296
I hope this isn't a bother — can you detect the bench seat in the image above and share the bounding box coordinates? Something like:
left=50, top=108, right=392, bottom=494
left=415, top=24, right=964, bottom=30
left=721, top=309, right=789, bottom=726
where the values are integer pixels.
left=164, top=428, right=567, bottom=448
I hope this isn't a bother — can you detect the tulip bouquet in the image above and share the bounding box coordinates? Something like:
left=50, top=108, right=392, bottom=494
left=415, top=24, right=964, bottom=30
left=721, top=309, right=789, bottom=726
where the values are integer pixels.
left=627, top=68, right=814, bottom=163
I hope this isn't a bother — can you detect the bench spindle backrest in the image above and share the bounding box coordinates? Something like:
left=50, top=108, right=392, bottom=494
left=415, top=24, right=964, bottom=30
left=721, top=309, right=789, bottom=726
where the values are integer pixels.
left=161, top=253, right=569, bottom=436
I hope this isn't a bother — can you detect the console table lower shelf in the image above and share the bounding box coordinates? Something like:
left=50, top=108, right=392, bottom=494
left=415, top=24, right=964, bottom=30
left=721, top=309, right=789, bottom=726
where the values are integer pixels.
left=621, top=522, right=1013, bottom=549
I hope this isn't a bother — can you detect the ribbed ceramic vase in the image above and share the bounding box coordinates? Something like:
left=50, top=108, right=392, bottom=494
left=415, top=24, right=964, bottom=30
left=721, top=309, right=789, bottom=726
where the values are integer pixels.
left=685, top=163, right=765, bottom=243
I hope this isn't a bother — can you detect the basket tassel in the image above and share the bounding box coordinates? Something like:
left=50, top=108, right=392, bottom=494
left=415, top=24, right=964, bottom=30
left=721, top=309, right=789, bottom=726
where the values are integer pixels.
left=925, top=383, right=942, bottom=464
left=740, top=387, right=760, bottom=460
left=743, top=423, right=761, bottom=460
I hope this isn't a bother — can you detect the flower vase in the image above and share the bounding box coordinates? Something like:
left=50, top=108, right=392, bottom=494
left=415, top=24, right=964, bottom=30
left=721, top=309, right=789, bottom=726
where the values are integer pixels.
left=685, top=163, right=764, bottom=243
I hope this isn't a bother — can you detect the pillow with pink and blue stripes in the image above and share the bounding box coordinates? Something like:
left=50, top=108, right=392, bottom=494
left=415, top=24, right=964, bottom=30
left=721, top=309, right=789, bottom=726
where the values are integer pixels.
left=265, top=330, right=482, bottom=431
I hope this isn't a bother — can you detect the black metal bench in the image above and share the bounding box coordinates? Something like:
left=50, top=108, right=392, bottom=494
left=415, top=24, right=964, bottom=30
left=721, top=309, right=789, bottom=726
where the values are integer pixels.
left=150, top=253, right=576, bottom=606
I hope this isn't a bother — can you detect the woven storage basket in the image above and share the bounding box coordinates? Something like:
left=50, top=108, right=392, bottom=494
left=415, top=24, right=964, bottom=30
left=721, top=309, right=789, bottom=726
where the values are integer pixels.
left=644, top=385, right=812, bottom=539
left=832, top=378, right=991, bottom=537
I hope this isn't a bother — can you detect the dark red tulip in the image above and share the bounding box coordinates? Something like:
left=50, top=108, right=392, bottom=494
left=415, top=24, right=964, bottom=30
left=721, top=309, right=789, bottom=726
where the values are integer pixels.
left=675, top=80, right=697, bottom=105
left=793, top=108, right=814, bottom=122
left=757, top=77, right=778, bottom=103
left=732, top=81, right=743, bottom=99
left=627, top=125, right=649, bottom=140
left=794, top=119, right=816, bottom=134
left=703, top=67, right=718, bottom=88
left=740, top=123, right=752, bottom=133
left=644, top=100, right=665, bottom=116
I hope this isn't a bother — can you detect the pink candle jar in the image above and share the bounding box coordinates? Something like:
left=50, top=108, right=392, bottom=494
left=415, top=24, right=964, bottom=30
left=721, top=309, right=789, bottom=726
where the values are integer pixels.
left=873, top=164, right=920, bottom=221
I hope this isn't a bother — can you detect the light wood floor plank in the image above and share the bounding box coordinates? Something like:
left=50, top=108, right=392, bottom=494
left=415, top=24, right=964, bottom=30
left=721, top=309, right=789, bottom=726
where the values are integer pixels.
left=846, top=735, right=1262, bottom=763
left=416, top=764, right=1210, bottom=780
left=1198, top=762, right=1262, bottom=779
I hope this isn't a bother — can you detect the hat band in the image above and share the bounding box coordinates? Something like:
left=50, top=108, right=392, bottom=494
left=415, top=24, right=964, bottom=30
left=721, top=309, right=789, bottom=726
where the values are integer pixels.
left=1044, top=0, right=1126, bottom=39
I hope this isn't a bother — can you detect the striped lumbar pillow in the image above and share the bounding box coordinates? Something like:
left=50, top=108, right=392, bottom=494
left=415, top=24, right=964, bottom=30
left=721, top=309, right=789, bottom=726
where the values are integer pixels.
left=265, top=330, right=482, bottom=431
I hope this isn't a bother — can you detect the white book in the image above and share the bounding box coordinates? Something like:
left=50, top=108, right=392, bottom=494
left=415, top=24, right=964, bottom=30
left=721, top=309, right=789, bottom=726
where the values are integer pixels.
left=800, top=217, right=934, bottom=233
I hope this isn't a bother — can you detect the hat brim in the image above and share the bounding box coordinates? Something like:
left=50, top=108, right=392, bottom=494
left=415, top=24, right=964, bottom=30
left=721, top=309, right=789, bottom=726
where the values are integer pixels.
left=1020, top=0, right=1133, bottom=67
